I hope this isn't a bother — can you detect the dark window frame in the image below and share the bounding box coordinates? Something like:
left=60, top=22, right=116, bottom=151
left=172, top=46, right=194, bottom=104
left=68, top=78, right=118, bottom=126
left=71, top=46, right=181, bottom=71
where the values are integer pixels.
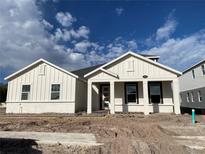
left=51, top=84, right=60, bottom=100
left=21, top=84, right=31, bottom=100
left=148, top=82, right=163, bottom=104
left=198, top=90, right=202, bottom=102
left=187, top=92, right=190, bottom=102
left=124, top=82, right=139, bottom=104
left=192, top=69, right=195, bottom=79
left=202, top=65, right=205, bottom=76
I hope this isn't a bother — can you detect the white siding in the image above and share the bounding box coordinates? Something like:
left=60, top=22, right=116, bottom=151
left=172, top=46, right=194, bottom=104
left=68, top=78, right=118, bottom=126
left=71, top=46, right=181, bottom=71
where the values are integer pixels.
left=6, top=62, right=77, bottom=113
left=114, top=81, right=174, bottom=113
left=89, top=55, right=177, bottom=82
left=179, top=61, right=205, bottom=92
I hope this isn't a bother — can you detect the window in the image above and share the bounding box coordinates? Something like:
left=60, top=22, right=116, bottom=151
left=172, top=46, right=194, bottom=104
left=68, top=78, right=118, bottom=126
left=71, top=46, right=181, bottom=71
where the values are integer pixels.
left=198, top=91, right=202, bottom=102
left=127, top=60, right=134, bottom=72
left=125, top=83, right=138, bottom=104
left=190, top=92, right=194, bottom=102
left=202, top=65, right=205, bottom=75
left=186, top=93, right=190, bottom=102
left=148, top=82, right=163, bottom=104
left=51, top=84, right=60, bottom=100
left=21, top=85, right=30, bottom=100
left=192, top=70, right=195, bottom=79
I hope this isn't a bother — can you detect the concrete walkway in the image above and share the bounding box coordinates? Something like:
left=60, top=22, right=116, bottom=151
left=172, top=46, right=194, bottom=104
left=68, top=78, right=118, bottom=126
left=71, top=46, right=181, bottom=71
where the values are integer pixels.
left=0, top=131, right=101, bottom=146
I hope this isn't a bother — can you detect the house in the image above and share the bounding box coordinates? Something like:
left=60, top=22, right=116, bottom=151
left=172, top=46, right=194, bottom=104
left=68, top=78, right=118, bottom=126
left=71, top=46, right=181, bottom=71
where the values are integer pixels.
left=179, top=59, right=205, bottom=114
left=4, top=59, right=87, bottom=113
left=5, top=51, right=182, bottom=114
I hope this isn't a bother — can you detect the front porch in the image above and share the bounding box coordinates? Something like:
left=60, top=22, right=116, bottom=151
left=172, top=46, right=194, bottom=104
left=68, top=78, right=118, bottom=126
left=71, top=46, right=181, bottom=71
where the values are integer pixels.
left=87, top=80, right=180, bottom=115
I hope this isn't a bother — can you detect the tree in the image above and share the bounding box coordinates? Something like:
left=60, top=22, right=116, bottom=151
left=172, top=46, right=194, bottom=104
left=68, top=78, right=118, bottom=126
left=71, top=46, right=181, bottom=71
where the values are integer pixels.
left=0, top=83, right=7, bottom=103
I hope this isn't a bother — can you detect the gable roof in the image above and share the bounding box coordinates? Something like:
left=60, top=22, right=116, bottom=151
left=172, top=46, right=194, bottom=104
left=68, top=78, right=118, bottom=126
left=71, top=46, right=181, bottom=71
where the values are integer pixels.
left=5, top=58, right=78, bottom=81
left=72, top=63, right=105, bottom=78
left=183, top=59, right=205, bottom=74
left=84, top=51, right=182, bottom=78
left=72, top=53, right=159, bottom=78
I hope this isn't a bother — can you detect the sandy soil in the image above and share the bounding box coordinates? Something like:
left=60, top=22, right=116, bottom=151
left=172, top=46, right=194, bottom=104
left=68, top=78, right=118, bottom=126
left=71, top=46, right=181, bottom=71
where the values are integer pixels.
left=0, top=113, right=205, bottom=154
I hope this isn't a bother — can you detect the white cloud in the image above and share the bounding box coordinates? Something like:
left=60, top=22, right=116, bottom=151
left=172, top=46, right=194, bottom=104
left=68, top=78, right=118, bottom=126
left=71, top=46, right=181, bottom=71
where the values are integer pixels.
left=74, top=41, right=91, bottom=53
left=42, top=19, right=53, bottom=29
left=145, top=12, right=177, bottom=47
left=53, top=28, right=71, bottom=41
left=156, top=18, right=177, bottom=41
left=144, top=31, right=205, bottom=71
left=56, top=12, right=76, bottom=27
left=70, top=26, right=90, bottom=39
left=0, top=0, right=90, bottom=77
left=115, top=7, right=124, bottom=16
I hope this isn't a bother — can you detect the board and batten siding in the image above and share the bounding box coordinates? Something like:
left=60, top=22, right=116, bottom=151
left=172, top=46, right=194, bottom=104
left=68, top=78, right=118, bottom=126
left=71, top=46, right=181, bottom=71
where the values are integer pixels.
left=6, top=62, right=77, bottom=113
left=88, top=55, right=177, bottom=81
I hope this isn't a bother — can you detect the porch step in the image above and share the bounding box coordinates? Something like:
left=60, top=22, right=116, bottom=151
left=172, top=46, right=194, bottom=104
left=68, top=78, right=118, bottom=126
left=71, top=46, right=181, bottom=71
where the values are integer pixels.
left=92, top=110, right=109, bottom=116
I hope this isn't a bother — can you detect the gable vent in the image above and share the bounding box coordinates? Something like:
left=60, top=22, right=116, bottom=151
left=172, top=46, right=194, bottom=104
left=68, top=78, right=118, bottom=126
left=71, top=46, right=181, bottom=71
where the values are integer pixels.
left=39, top=64, right=46, bottom=75
left=127, top=60, right=134, bottom=72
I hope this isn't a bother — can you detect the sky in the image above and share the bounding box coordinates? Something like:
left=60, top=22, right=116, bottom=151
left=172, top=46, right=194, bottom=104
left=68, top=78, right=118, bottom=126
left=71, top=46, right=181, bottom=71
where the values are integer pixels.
left=1, top=0, right=205, bottom=82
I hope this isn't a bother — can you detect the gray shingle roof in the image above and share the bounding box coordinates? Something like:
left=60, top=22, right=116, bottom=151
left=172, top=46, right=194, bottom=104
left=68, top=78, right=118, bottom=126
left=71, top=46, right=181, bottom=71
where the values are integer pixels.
left=72, top=63, right=105, bottom=78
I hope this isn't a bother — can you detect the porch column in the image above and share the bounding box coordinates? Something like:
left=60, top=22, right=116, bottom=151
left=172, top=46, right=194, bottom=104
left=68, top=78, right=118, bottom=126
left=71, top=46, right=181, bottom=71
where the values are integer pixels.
left=143, top=80, right=149, bottom=115
left=172, top=79, right=181, bottom=114
left=87, top=81, right=92, bottom=114
left=110, top=81, right=115, bottom=114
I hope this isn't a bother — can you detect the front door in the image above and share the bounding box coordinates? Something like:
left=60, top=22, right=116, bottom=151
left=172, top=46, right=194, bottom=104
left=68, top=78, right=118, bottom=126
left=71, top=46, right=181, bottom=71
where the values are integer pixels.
left=101, top=85, right=110, bottom=110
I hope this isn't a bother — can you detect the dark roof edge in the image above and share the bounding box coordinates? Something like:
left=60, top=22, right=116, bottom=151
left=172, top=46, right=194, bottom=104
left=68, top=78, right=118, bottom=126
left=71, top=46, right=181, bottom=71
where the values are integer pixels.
left=183, top=59, right=205, bottom=74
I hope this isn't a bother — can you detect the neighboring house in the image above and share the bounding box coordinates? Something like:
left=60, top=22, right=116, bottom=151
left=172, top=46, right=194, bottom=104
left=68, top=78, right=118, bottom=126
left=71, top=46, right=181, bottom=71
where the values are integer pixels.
left=179, top=59, right=205, bottom=113
left=4, top=59, right=86, bottom=113
left=5, top=51, right=182, bottom=114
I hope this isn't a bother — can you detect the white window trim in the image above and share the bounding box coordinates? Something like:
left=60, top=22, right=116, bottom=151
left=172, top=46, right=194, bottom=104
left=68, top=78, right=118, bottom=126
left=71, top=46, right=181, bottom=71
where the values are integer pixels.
left=186, top=93, right=190, bottom=102
left=190, top=92, right=194, bottom=102
left=21, top=84, right=31, bottom=101
left=198, top=91, right=202, bottom=102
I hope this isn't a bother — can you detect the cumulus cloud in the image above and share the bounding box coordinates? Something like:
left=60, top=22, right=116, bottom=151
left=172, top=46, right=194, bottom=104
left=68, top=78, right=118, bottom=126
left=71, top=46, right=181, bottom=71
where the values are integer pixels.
left=1, top=1, right=205, bottom=82
left=56, top=12, right=76, bottom=27
left=144, top=30, right=205, bottom=71
left=145, top=11, right=177, bottom=47
left=42, top=19, right=53, bottom=29
left=74, top=41, right=91, bottom=53
left=0, top=0, right=91, bottom=79
left=156, top=18, right=177, bottom=41
left=115, top=7, right=124, bottom=16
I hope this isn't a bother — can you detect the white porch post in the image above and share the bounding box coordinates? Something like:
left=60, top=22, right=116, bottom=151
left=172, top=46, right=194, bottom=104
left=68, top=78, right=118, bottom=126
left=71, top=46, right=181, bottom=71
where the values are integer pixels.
left=172, top=79, right=181, bottom=114
left=87, top=81, right=92, bottom=114
left=110, top=81, right=115, bottom=114
left=143, top=80, right=149, bottom=115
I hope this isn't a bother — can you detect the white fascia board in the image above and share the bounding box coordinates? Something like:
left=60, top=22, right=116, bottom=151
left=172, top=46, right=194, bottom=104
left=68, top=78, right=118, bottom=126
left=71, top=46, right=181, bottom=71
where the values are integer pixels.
left=84, top=51, right=182, bottom=78
left=101, top=68, right=118, bottom=78
left=4, top=58, right=78, bottom=80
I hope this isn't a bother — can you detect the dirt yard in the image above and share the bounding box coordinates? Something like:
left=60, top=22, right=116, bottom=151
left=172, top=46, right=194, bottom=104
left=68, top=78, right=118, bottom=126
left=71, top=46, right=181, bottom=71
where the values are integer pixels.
left=0, top=113, right=205, bottom=154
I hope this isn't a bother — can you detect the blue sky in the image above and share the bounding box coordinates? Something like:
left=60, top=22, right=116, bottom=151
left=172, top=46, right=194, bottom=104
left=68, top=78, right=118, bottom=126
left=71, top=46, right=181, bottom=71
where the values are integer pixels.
left=1, top=0, right=205, bottom=82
